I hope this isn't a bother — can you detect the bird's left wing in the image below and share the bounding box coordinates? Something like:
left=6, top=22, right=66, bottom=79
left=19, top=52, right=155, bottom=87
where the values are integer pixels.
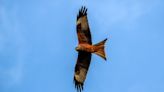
left=76, top=6, right=92, bottom=44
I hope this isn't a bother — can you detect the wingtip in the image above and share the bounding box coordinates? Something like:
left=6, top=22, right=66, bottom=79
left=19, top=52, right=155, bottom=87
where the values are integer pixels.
left=77, top=6, right=88, bottom=20
left=74, top=77, right=84, bottom=92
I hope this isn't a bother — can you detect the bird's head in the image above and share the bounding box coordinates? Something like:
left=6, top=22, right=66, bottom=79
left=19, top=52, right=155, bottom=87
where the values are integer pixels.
left=75, top=46, right=80, bottom=51
left=75, top=45, right=83, bottom=51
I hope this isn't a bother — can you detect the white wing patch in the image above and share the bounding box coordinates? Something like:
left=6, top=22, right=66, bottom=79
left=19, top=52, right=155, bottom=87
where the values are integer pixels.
left=75, top=68, right=87, bottom=83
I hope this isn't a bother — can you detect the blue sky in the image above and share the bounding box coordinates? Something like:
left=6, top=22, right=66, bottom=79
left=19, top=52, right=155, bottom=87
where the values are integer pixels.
left=0, top=0, right=164, bottom=92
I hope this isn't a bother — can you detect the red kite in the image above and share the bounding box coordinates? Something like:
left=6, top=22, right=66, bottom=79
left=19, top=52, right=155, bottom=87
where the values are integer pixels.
left=73, top=6, right=107, bottom=92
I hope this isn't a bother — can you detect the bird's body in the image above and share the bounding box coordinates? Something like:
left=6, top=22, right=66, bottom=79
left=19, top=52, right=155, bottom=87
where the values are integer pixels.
left=76, top=43, right=95, bottom=52
left=73, top=6, right=107, bottom=92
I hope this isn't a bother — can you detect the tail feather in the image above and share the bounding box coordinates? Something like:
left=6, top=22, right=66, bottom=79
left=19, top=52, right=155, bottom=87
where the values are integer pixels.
left=94, top=38, right=107, bottom=60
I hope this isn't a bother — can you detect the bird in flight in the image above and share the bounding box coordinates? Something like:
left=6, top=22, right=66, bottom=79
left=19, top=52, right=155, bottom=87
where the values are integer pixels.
left=73, top=6, right=107, bottom=92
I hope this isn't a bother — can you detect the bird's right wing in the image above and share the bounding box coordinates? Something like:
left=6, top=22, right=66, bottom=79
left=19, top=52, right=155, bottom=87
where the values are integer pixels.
left=74, top=51, right=91, bottom=92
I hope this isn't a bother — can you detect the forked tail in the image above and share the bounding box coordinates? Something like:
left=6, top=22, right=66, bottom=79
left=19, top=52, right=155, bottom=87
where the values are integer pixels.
left=94, top=38, right=107, bottom=60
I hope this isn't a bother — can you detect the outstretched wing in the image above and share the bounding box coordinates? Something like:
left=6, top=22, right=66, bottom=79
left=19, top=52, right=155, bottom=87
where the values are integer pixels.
left=74, top=6, right=92, bottom=92
left=74, top=51, right=91, bottom=92
left=76, top=6, right=92, bottom=44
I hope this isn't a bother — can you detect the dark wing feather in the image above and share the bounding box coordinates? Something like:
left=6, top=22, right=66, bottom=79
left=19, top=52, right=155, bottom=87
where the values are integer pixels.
left=74, top=51, right=91, bottom=92
left=76, top=6, right=92, bottom=44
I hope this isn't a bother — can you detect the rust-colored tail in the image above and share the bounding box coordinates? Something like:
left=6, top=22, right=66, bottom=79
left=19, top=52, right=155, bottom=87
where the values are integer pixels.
left=94, top=38, right=107, bottom=60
